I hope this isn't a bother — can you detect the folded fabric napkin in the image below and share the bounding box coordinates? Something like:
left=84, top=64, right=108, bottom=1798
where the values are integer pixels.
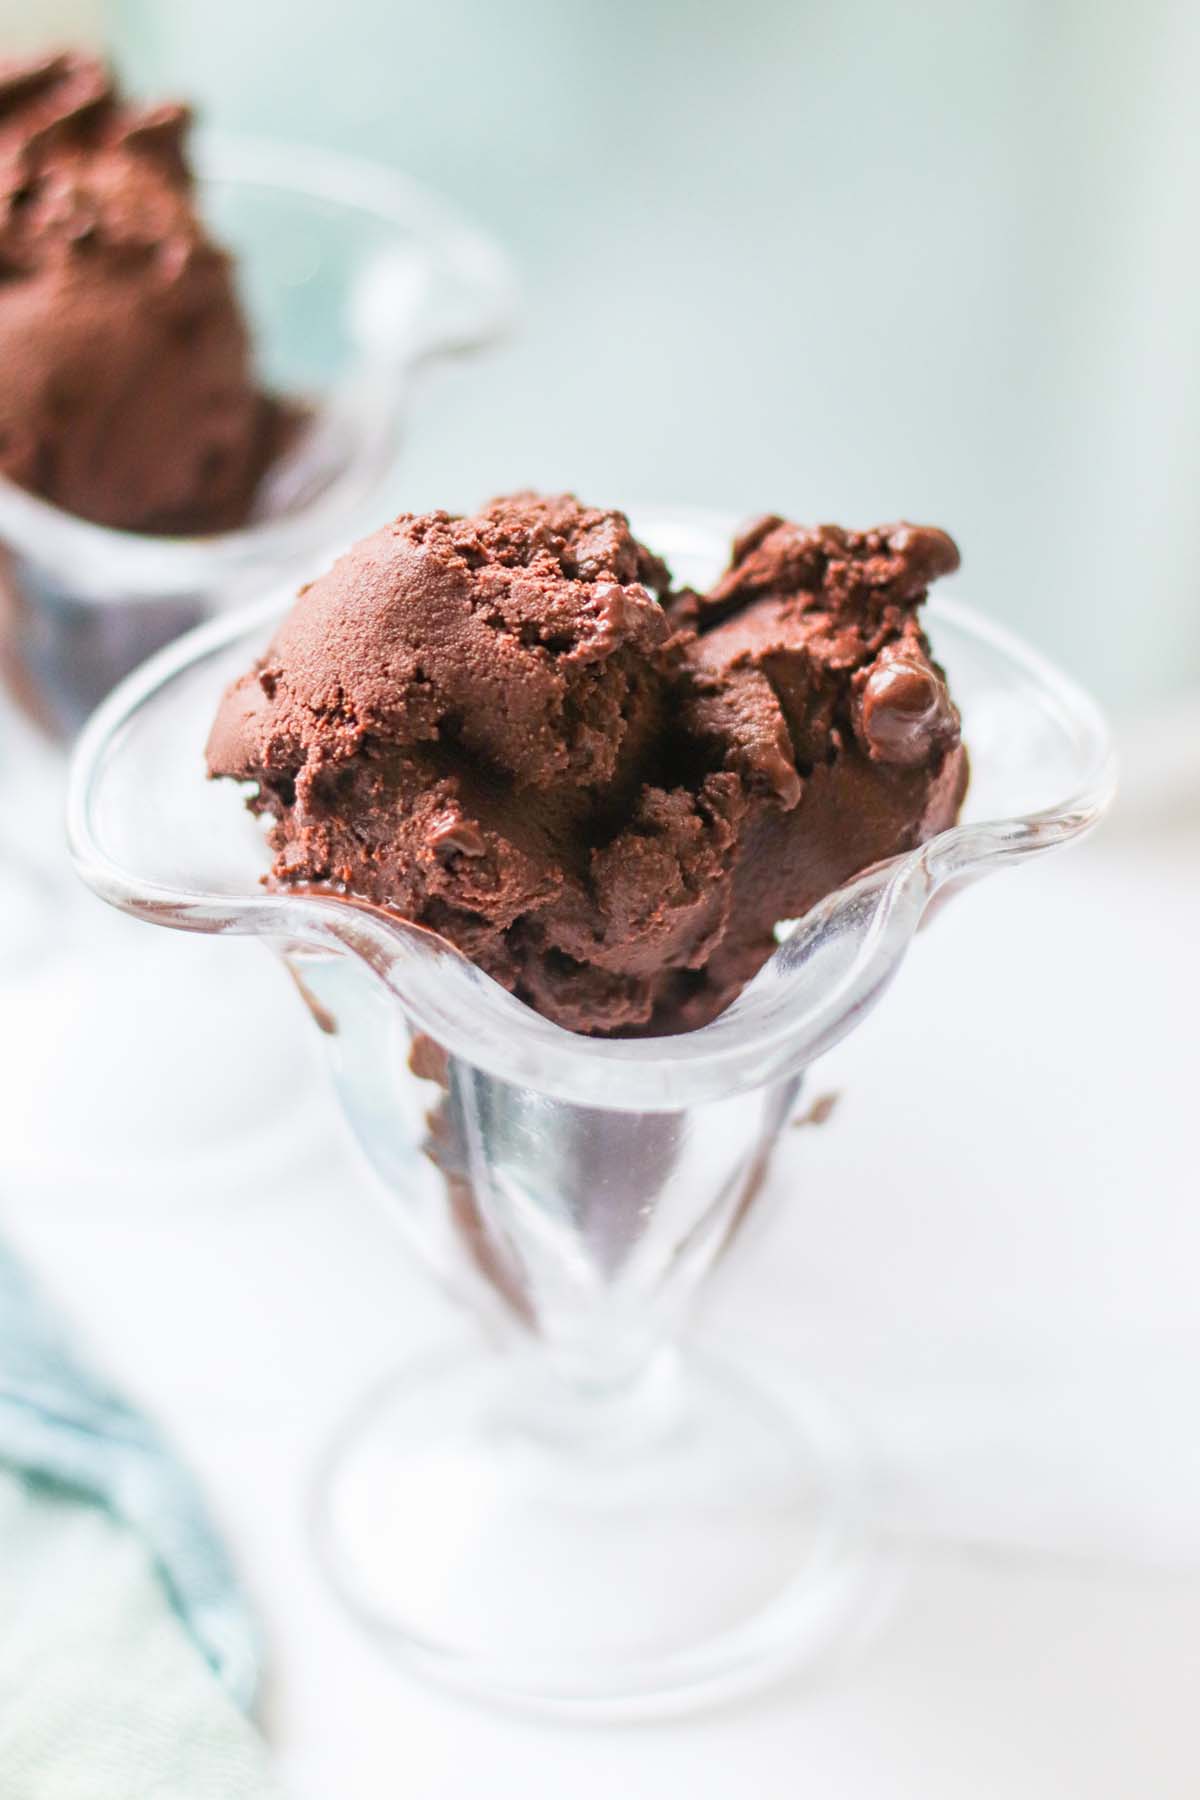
left=0, top=1242, right=280, bottom=1798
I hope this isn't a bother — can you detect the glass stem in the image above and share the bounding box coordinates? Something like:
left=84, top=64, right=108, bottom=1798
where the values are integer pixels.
left=511, top=1338, right=685, bottom=1456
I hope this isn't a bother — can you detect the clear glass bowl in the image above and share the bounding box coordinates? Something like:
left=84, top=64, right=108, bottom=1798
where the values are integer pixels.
left=67, top=510, right=1114, bottom=1716
left=0, top=132, right=514, bottom=739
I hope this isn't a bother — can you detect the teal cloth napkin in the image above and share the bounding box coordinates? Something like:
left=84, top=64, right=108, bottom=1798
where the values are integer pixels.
left=0, top=1244, right=279, bottom=1798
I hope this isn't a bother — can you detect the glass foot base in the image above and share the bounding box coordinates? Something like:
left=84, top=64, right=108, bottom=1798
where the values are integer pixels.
left=313, top=1343, right=889, bottom=1717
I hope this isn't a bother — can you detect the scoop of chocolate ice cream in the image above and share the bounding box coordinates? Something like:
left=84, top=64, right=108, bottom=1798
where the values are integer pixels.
left=0, top=51, right=289, bottom=534
left=658, top=518, right=968, bottom=1029
left=208, top=494, right=968, bottom=1034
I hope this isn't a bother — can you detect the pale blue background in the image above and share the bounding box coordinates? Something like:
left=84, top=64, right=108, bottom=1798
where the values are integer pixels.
left=21, top=1, right=1200, bottom=708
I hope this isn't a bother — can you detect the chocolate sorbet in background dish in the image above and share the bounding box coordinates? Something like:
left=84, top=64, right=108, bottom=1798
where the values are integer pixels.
left=207, top=494, right=968, bottom=1035
left=0, top=51, right=292, bottom=535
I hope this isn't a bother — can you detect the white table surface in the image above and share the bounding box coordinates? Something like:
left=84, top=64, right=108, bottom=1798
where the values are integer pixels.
left=0, top=703, right=1196, bottom=1797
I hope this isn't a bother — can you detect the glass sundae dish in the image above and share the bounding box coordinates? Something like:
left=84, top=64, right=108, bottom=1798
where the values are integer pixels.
left=0, top=51, right=510, bottom=965
left=0, top=104, right=513, bottom=737
left=67, top=507, right=1113, bottom=1715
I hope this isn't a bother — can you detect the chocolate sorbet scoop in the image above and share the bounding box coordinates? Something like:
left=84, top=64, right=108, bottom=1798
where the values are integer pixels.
left=0, top=51, right=291, bottom=534
left=207, top=494, right=968, bottom=1034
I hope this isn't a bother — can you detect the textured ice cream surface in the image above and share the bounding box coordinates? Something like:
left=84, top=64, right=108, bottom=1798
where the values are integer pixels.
left=0, top=51, right=291, bottom=534
left=658, top=515, right=967, bottom=1030
left=208, top=494, right=968, bottom=1035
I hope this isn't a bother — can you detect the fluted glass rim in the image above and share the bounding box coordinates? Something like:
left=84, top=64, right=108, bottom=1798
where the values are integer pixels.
left=66, top=520, right=1115, bottom=1110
